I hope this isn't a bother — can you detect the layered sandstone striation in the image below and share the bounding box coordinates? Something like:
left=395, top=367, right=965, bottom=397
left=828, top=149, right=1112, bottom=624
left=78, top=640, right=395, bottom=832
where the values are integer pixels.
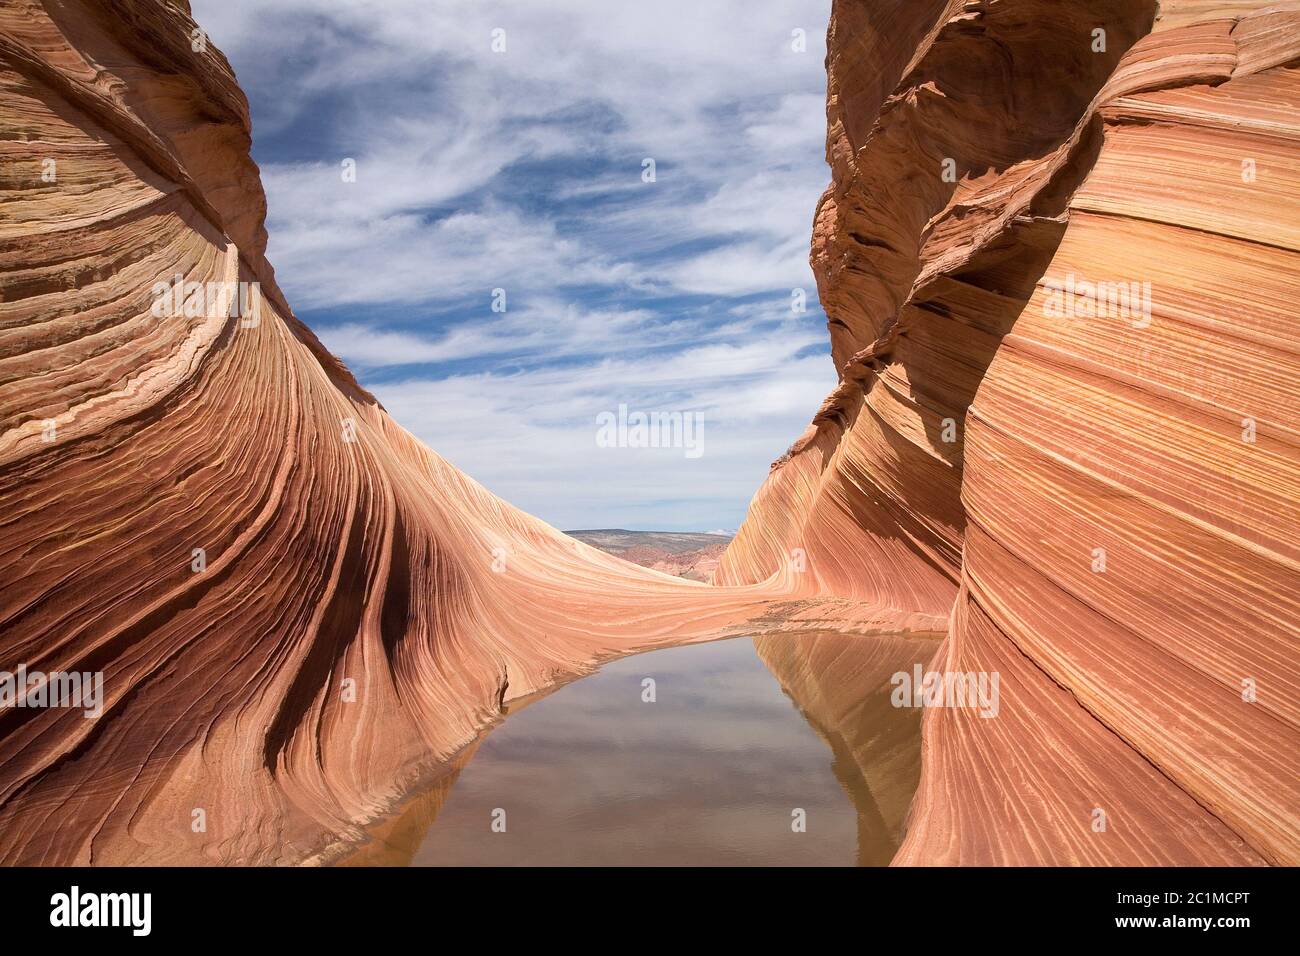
left=720, top=0, right=1300, bottom=864
left=0, top=0, right=1296, bottom=867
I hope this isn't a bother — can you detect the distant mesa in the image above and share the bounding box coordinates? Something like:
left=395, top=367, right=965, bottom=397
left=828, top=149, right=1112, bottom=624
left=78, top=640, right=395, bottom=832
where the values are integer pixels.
left=566, top=530, right=734, bottom=581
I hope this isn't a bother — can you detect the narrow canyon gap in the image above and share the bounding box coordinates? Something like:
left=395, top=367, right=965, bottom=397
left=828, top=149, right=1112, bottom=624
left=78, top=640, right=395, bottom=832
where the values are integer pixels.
left=0, top=0, right=1296, bottom=865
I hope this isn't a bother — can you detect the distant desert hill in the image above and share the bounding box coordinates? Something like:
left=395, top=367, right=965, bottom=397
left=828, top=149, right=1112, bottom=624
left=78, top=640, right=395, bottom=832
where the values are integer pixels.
left=565, top=529, right=733, bottom=581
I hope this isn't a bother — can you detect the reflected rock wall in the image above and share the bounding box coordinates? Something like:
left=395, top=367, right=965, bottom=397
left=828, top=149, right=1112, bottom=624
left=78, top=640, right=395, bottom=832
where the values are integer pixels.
left=754, top=630, right=941, bottom=865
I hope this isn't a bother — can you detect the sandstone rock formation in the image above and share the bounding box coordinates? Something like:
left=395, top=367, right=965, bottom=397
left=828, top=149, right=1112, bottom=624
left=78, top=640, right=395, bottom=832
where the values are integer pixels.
left=0, top=0, right=1295, bottom=867
left=719, top=0, right=1300, bottom=864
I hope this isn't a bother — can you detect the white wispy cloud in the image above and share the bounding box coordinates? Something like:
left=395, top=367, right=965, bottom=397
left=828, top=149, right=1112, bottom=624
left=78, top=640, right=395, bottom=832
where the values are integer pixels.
left=191, top=0, right=837, bottom=529
left=373, top=326, right=831, bottom=530
left=195, top=0, right=832, bottom=303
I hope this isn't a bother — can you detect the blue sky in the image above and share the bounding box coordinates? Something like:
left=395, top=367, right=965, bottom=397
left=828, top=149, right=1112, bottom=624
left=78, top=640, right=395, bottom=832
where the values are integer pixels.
left=191, top=0, right=835, bottom=532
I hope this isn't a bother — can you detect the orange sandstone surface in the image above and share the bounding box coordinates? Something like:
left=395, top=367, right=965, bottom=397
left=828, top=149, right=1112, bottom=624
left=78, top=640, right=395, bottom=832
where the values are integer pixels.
left=0, top=0, right=1296, bottom=865
left=719, top=0, right=1300, bottom=865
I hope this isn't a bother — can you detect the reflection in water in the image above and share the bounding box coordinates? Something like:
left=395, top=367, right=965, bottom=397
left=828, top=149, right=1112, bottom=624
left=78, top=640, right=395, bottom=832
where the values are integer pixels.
left=337, top=631, right=940, bottom=866
left=753, top=631, right=940, bottom=866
